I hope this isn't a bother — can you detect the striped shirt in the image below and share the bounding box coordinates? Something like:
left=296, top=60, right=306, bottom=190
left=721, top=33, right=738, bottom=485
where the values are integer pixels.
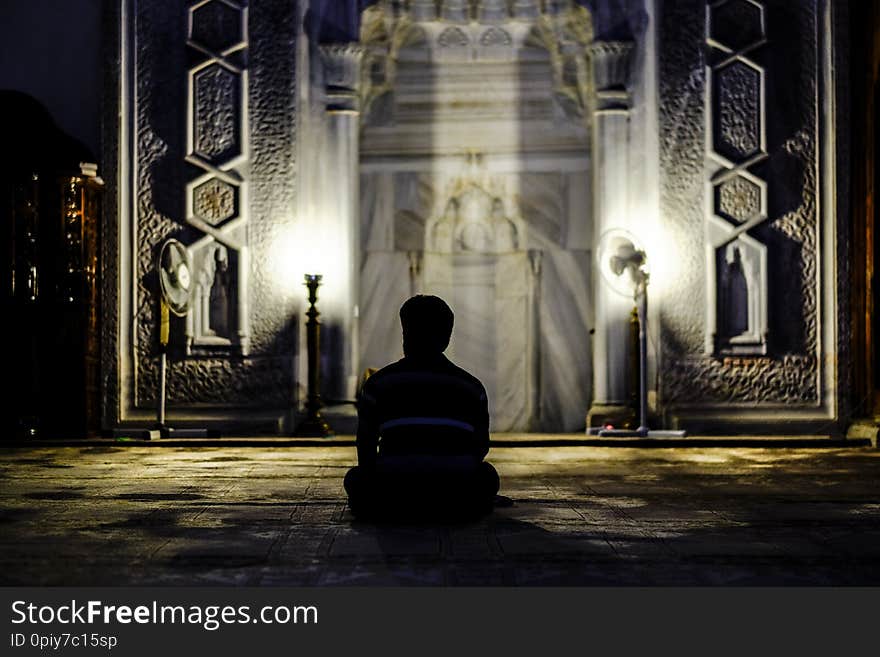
left=356, top=354, right=490, bottom=467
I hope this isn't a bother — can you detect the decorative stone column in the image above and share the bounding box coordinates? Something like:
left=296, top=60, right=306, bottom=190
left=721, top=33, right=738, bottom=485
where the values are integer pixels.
left=586, top=41, right=636, bottom=430
left=478, top=0, right=508, bottom=23
left=441, top=0, right=470, bottom=23
left=411, top=0, right=438, bottom=21
left=511, top=0, right=538, bottom=20
left=318, top=43, right=365, bottom=400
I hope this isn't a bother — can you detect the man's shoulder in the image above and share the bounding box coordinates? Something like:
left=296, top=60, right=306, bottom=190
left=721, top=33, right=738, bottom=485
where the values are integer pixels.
left=365, top=359, right=407, bottom=383
left=363, top=356, right=486, bottom=397
left=439, top=359, right=485, bottom=392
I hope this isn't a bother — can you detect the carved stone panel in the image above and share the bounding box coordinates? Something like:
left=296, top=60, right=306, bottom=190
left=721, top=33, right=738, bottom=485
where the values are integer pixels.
left=708, top=0, right=765, bottom=53
left=426, top=183, right=521, bottom=255
left=714, top=235, right=767, bottom=354
left=705, top=0, right=768, bottom=357
left=659, top=0, right=822, bottom=412
left=713, top=60, right=763, bottom=162
left=438, top=27, right=470, bottom=48
left=715, top=172, right=765, bottom=225
left=192, top=64, right=241, bottom=164
left=479, top=27, right=512, bottom=47
left=128, top=0, right=298, bottom=411
left=190, top=0, right=245, bottom=54
left=189, top=242, right=238, bottom=347
left=184, top=1, right=250, bottom=357
left=193, top=178, right=237, bottom=226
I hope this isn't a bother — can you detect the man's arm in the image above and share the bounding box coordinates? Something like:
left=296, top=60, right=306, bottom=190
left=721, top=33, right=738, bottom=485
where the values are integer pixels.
left=474, top=385, right=490, bottom=460
left=356, top=382, right=380, bottom=469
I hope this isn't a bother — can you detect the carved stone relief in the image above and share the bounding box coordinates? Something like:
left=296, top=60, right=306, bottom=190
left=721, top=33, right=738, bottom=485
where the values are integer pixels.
left=190, top=0, right=244, bottom=53
left=659, top=0, right=821, bottom=409
left=479, top=26, right=512, bottom=47
left=714, top=235, right=767, bottom=354
left=189, top=243, right=237, bottom=346
left=705, top=0, right=768, bottom=356
left=438, top=26, right=470, bottom=48
left=193, top=178, right=236, bottom=226
left=192, top=64, right=240, bottom=163
left=714, top=60, right=762, bottom=161
left=185, top=0, right=250, bottom=356
left=426, top=181, right=522, bottom=255
left=129, top=0, right=298, bottom=410
left=709, top=0, right=764, bottom=53
left=716, top=172, right=763, bottom=224
left=358, top=2, right=594, bottom=125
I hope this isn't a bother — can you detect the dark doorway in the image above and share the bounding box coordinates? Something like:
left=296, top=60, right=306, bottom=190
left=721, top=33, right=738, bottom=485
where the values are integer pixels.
left=851, top=0, right=880, bottom=417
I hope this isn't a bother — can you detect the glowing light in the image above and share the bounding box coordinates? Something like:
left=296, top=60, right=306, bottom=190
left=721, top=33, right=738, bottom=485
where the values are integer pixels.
left=267, top=217, right=348, bottom=305
left=625, top=199, right=682, bottom=303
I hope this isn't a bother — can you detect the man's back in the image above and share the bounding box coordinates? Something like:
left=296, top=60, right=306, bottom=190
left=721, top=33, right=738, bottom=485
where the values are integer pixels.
left=357, top=354, right=490, bottom=462
left=344, top=294, right=499, bottom=520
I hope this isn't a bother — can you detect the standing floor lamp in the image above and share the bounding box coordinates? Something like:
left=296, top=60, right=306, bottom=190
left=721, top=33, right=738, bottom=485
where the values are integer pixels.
left=593, top=229, right=687, bottom=438
left=296, top=274, right=332, bottom=437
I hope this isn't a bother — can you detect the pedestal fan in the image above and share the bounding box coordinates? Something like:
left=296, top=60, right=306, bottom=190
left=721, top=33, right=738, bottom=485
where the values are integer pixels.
left=155, top=239, right=208, bottom=437
left=116, top=239, right=208, bottom=440
left=592, top=229, right=686, bottom=438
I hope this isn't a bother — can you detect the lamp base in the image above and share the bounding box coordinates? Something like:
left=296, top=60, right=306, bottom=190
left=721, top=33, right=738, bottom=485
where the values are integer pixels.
left=295, top=413, right=333, bottom=437
left=586, top=403, right=637, bottom=433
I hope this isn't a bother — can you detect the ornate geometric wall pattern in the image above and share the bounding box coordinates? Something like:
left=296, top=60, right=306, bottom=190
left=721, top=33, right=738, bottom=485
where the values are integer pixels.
left=185, top=0, right=250, bottom=355
left=438, top=27, right=469, bottom=48
left=658, top=0, right=820, bottom=408
left=193, top=64, right=240, bottom=163
left=190, top=0, right=243, bottom=53
left=131, top=0, right=299, bottom=410
left=717, top=173, right=762, bottom=224
left=480, top=27, right=513, bottom=47
left=714, top=60, right=761, bottom=160
left=709, top=0, right=763, bottom=53
left=705, top=0, right=768, bottom=356
left=193, top=178, right=236, bottom=226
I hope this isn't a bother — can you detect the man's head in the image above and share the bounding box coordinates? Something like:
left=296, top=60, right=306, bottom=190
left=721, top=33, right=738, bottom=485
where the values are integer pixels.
left=399, top=295, right=454, bottom=357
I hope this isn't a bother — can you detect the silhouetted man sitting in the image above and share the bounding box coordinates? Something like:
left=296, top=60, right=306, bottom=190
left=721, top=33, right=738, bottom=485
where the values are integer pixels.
left=344, top=295, right=500, bottom=520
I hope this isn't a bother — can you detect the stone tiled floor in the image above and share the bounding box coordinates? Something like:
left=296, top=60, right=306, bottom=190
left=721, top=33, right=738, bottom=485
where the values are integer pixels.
left=3, top=442, right=880, bottom=585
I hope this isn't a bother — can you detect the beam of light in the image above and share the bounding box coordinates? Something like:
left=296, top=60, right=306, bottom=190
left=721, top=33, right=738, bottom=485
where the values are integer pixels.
left=267, top=213, right=348, bottom=307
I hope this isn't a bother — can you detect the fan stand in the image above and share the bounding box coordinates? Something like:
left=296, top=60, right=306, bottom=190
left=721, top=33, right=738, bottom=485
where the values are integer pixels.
left=113, top=240, right=211, bottom=441
left=591, top=283, right=687, bottom=438
left=155, top=299, right=209, bottom=439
